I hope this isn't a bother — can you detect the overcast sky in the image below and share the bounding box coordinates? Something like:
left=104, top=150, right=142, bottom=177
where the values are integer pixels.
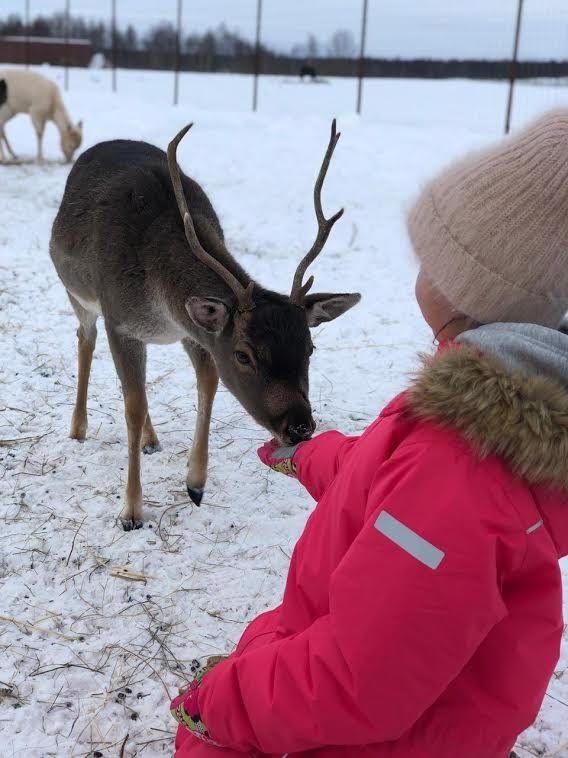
left=3, top=0, right=568, bottom=59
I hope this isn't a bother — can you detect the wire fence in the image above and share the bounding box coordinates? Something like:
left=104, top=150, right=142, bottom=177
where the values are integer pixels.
left=1, top=0, right=566, bottom=131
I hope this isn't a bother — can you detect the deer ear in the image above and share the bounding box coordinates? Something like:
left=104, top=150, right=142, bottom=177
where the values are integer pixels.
left=186, top=296, right=230, bottom=333
left=304, top=292, right=361, bottom=328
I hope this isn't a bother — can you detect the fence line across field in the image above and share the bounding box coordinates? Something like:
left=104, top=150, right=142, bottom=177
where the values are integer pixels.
left=5, top=0, right=530, bottom=131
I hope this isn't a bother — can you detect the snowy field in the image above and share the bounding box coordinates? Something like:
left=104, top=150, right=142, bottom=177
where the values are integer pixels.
left=0, top=65, right=567, bottom=757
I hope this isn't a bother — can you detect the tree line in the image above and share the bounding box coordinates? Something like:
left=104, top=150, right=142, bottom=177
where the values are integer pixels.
left=0, top=12, right=358, bottom=59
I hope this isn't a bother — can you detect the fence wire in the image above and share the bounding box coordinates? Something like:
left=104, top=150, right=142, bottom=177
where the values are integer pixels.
left=0, top=0, right=566, bottom=132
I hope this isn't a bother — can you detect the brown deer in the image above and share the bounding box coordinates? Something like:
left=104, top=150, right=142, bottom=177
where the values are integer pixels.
left=49, top=120, right=359, bottom=530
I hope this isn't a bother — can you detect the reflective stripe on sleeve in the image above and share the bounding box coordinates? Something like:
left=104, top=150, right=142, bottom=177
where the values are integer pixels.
left=526, top=519, right=543, bottom=534
left=375, top=511, right=445, bottom=570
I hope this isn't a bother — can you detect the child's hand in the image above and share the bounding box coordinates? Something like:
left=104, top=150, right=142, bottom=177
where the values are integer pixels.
left=257, top=439, right=302, bottom=477
left=170, top=679, right=211, bottom=738
left=192, top=655, right=226, bottom=683
left=171, top=657, right=226, bottom=744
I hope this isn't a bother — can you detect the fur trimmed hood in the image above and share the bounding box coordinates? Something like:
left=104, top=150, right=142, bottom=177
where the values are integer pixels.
left=408, top=328, right=568, bottom=492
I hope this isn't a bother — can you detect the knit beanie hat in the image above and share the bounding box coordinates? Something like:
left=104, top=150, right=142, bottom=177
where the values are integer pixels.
left=407, top=109, right=568, bottom=328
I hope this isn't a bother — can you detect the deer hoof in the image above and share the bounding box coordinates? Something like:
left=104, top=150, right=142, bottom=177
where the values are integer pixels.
left=142, top=442, right=162, bottom=455
left=187, top=486, right=203, bottom=506
left=69, top=418, right=87, bottom=441
left=120, top=517, right=144, bottom=531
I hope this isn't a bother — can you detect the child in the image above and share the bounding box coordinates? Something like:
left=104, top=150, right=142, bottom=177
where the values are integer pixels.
left=171, top=109, right=568, bottom=757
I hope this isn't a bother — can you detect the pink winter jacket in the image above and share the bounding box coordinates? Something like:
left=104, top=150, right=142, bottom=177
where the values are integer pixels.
left=176, top=330, right=568, bottom=758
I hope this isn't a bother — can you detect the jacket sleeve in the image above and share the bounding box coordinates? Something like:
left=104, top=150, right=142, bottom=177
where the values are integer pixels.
left=198, top=442, right=521, bottom=754
left=293, top=430, right=359, bottom=500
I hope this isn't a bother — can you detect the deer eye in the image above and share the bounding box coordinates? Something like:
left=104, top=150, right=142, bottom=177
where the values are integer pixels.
left=234, top=351, right=251, bottom=366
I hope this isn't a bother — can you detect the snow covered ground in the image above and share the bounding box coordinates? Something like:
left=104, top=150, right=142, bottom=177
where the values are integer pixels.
left=0, top=66, right=567, bottom=757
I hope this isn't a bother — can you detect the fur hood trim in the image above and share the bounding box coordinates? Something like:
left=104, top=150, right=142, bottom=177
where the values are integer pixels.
left=408, top=346, right=568, bottom=491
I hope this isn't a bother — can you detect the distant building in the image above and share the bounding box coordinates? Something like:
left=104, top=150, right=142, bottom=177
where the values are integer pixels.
left=0, top=36, right=93, bottom=67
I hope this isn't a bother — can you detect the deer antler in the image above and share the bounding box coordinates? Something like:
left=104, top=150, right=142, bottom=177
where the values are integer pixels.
left=167, top=124, right=254, bottom=312
left=290, top=119, right=344, bottom=304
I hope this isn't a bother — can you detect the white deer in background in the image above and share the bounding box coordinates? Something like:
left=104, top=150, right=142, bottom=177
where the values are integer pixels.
left=0, top=69, right=82, bottom=163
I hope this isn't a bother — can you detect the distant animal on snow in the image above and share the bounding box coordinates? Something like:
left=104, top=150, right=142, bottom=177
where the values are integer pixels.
left=49, top=120, right=360, bottom=530
left=0, top=69, right=82, bottom=163
left=300, top=64, right=318, bottom=81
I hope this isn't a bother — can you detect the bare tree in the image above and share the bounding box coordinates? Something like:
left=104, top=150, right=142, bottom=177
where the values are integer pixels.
left=0, top=13, right=263, bottom=60
left=290, top=42, right=305, bottom=58
left=214, top=23, right=254, bottom=56
left=2, top=12, right=111, bottom=50
left=142, top=22, right=177, bottom=54
left=198, top=31, right=217, bottom=56
left=0, top=14, right=24, bottom=36
left=291, top=33, right=320, bottom=59
left=184, top=33, right=201, bottom=54
left=119, top=24, right=138, bottom=52
left=87, top=21, right=109, bottom=50
left=184, top=25, right=257, bottom=57
left=30, top=16, right=53, bottom=37
left=328, top=29, right=356, bottom=58
left=306, top=33, right=320, bottom=58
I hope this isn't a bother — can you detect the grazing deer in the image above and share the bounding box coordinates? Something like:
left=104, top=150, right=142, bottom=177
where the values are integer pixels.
left=0, top=69, right=82, bottom=163
left=49, top=120, right=359, bottom=530
left=300, top=64, right=318, bottom=81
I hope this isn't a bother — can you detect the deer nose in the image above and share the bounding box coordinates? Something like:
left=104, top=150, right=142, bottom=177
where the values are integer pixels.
left=287, top=423, right=314, bottom=444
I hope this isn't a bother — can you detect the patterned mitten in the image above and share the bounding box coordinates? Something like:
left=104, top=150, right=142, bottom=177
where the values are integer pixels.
left=257, top=439, right=301, bottom=477
left=171, top=656, right=226, bottom=744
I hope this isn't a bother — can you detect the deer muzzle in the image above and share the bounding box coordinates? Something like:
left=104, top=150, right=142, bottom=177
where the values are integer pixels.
left=281, top=405, right=316, bottom=445
left=287, top=423, right=315, bottom=444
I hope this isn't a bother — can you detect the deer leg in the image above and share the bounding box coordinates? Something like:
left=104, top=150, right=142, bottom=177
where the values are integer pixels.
left=182, top=339, right=219, bottom=506
left=0, top=126, right=7, bottom=162
left=67, top=293, right=98, bottom=441
left=30, top=110, right=45, bottom=163
left=0, top=105, right=16, bottom=161
left=1, top=128, right=17, bottom=160
left=107, top=327, right=148, bottom=531
left=141, top=411, right=161, bottom=455
left=0, top=115, right=7, bottom=161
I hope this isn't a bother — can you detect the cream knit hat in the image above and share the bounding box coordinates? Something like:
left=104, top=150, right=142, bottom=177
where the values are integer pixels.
left=407, top=109, right=568, bottom=327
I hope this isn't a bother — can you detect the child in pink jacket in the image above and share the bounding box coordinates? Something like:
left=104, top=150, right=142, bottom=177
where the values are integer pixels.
left=171, top=110, right=568, bottom=757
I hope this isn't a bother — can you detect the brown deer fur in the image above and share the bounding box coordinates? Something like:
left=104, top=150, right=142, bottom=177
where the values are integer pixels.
left=49, top=123, right=359, bottom=529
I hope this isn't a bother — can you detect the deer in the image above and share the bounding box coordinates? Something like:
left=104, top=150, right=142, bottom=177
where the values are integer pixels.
left=0, top=69, right=82, bottom=163
left=299, top=63, right=318, bottom=81
left=49, top=119, right=360, bottom=530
